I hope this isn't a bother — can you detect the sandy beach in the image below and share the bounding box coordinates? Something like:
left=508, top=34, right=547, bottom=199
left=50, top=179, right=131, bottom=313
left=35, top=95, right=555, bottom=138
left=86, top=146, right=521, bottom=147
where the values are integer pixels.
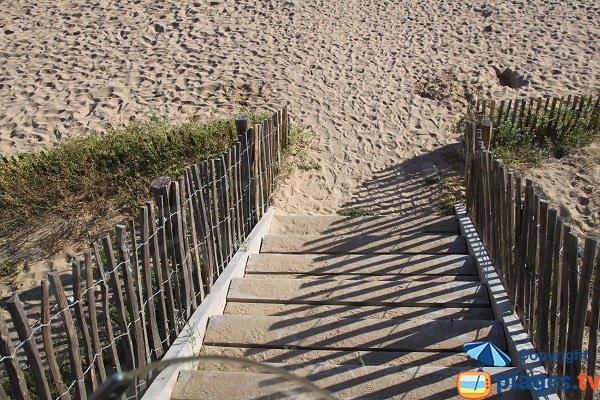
left=0, top=0, right=599, bottom=293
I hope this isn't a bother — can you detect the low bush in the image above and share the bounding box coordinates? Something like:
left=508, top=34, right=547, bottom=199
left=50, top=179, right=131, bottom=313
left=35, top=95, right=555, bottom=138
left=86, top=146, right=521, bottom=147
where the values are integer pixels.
left=0, top=111, right=268, bottom=278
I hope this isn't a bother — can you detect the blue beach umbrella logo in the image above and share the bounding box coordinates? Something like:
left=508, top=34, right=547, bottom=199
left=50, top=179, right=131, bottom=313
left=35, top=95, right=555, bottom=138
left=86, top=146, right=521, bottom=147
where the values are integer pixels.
left=463, top=341, right=511, bottom=367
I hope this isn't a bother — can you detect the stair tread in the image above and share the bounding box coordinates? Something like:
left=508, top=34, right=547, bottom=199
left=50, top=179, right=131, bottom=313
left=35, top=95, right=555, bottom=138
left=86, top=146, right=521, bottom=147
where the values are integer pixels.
left=199, top=345, right=477, bottom=367
left=261, top=234, right=468, bottom=254
left=270, top=214, right=459, bottom=235
left=173, top=365, right=527, bottom=399
left=228, top=277, right=489, bottom=307
left=246, top=253, right=477, bottom=275
left=204, top=314, right=506, bottom=351
left=245, top=273, right=480, bottom=282
left=224, top=302, right=495, bottom=320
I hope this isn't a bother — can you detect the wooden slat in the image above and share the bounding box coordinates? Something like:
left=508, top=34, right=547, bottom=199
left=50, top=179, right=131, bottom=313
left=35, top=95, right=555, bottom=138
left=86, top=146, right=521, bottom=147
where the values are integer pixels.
left=503, top=99, right=512, bottom=124
left=228, top=277, right=490, bottom=308
left=496, top=100, right=506, bottom=126
left=155, top=195, right=179, bottom=341
left=518, top=98, right=526, bottom=129
left=71, top=260, right=97, bottom=391
left=116, top=225, right=146, bottom=370
left=101, top=234, right=135, bottom=370
left=506, top=170, right=515, bottom=292
left=557, top=225, right=576, bottom=379
left=525, top=98, right=534, bottom=128
left=511, top=175, right=522, bottom=308
left=510, top=99, right=519, bottom=127
left=548, top=217, right=564, bottom=372
left=220, top=154, right=235, bottom=259
left=232, top=143, right=244, bottom=242
left=160, top=180, right=183, bottom=316
left=526, top=191, right=540, bottom=336
left=6, top=295, right=51, bottom=400
left=516, top=179, right=531, bottom=318
left=139, top=205, right=163, bottom=359
left=190, top=165, right=215, bottom=290
left=238, top=128, right=256, bottom=236
left=183, top=169, right=204, bottom=301
left=531, top=97, right=543, bottom=132
left=128, top=217, right=145, bottom=325
left=94, top=243, right=122, bottom=374
left=566, top=237, right=598, bottom=396
left=42, top=279, right=71, bottom=400
left=169, top=181, right=193, bottom=316
left=0, top=313, right=30, bottom=400
left=100, top=282, right=121, bottom=374
left=213, top=157, right=229, bottom=273
left=209, top=159, right=226, bottom=273
left=585, top=244, right=600, bottom=400
left=147, top=201, right=172, bottom=348
left=536, top=206, right=556, bottom=359
left=48, top=272, right=87, bottom=400
left=204, top=315, right=507, bottom=351
left=84, top=250, right=107, bottom=381
left=532, top=198, right=548, bottom=346
left=178, top=174, right=199, bottom=309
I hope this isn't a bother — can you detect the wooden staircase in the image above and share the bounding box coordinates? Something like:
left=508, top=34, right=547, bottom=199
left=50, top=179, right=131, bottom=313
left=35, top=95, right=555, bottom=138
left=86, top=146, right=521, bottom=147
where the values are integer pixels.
left=170, top=213, right=527, bottom=399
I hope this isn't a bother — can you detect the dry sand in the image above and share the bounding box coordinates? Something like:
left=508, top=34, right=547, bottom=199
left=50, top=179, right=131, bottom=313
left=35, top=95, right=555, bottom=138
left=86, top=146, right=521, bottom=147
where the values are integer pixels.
left=0, top=0, right=599, bottom=294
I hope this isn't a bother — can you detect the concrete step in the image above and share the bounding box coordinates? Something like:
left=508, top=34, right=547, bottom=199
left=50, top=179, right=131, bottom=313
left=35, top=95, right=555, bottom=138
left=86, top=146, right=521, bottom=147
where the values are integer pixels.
left=199, top=345, right=477, bottom=367
left=228, top=277, right=490, bottom=308
left=172, top=365, right=527, bottom=399
left=246, top=253, right=477, bottom=276
left=260, top=234, right=468, bottom=254
left=224, top=302, right=495, bottom=320
left=270, top=214, right=459, bottom=235
left=245, top=273, right=479, bottom=282
left=204, top=314, right=506, bottom=352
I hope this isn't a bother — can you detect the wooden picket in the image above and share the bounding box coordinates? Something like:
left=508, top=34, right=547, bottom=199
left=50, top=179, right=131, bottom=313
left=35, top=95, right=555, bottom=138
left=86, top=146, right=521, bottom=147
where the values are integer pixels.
left=0, top=108, right=290, bottom=399
left=466, top=98, right=599, bottom=400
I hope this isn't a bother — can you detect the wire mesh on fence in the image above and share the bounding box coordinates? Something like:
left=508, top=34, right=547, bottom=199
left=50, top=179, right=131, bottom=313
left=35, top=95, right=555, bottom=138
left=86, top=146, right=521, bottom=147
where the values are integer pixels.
left=0, top=107, right=290, bottom=400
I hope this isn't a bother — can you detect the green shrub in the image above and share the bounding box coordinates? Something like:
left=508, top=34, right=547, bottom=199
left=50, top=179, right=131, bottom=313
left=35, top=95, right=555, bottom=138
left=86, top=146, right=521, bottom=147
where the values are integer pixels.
left=490, top=102, right=600, bottom=169
left=0, top=111, right=269, bottom=275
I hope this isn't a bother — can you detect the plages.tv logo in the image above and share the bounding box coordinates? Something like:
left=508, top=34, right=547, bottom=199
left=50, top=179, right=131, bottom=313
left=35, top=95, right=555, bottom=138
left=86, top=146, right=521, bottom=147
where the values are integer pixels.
left=457, top=341, right=510, bottom=399
left=457, top=371, right=491, bottom=399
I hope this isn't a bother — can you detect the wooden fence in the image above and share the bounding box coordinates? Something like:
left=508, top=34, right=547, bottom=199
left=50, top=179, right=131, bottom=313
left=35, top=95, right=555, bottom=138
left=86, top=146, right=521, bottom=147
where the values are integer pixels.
left=466, top=97, right=598, bottom=400
left=0, top=107, right=290, bottom=400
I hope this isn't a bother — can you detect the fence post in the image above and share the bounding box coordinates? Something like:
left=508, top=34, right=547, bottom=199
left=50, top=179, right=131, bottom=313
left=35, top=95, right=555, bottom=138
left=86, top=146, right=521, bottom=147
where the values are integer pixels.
left=235, top=113, right=250, bottom=141
left=481, top=118, right=492, bottom=148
